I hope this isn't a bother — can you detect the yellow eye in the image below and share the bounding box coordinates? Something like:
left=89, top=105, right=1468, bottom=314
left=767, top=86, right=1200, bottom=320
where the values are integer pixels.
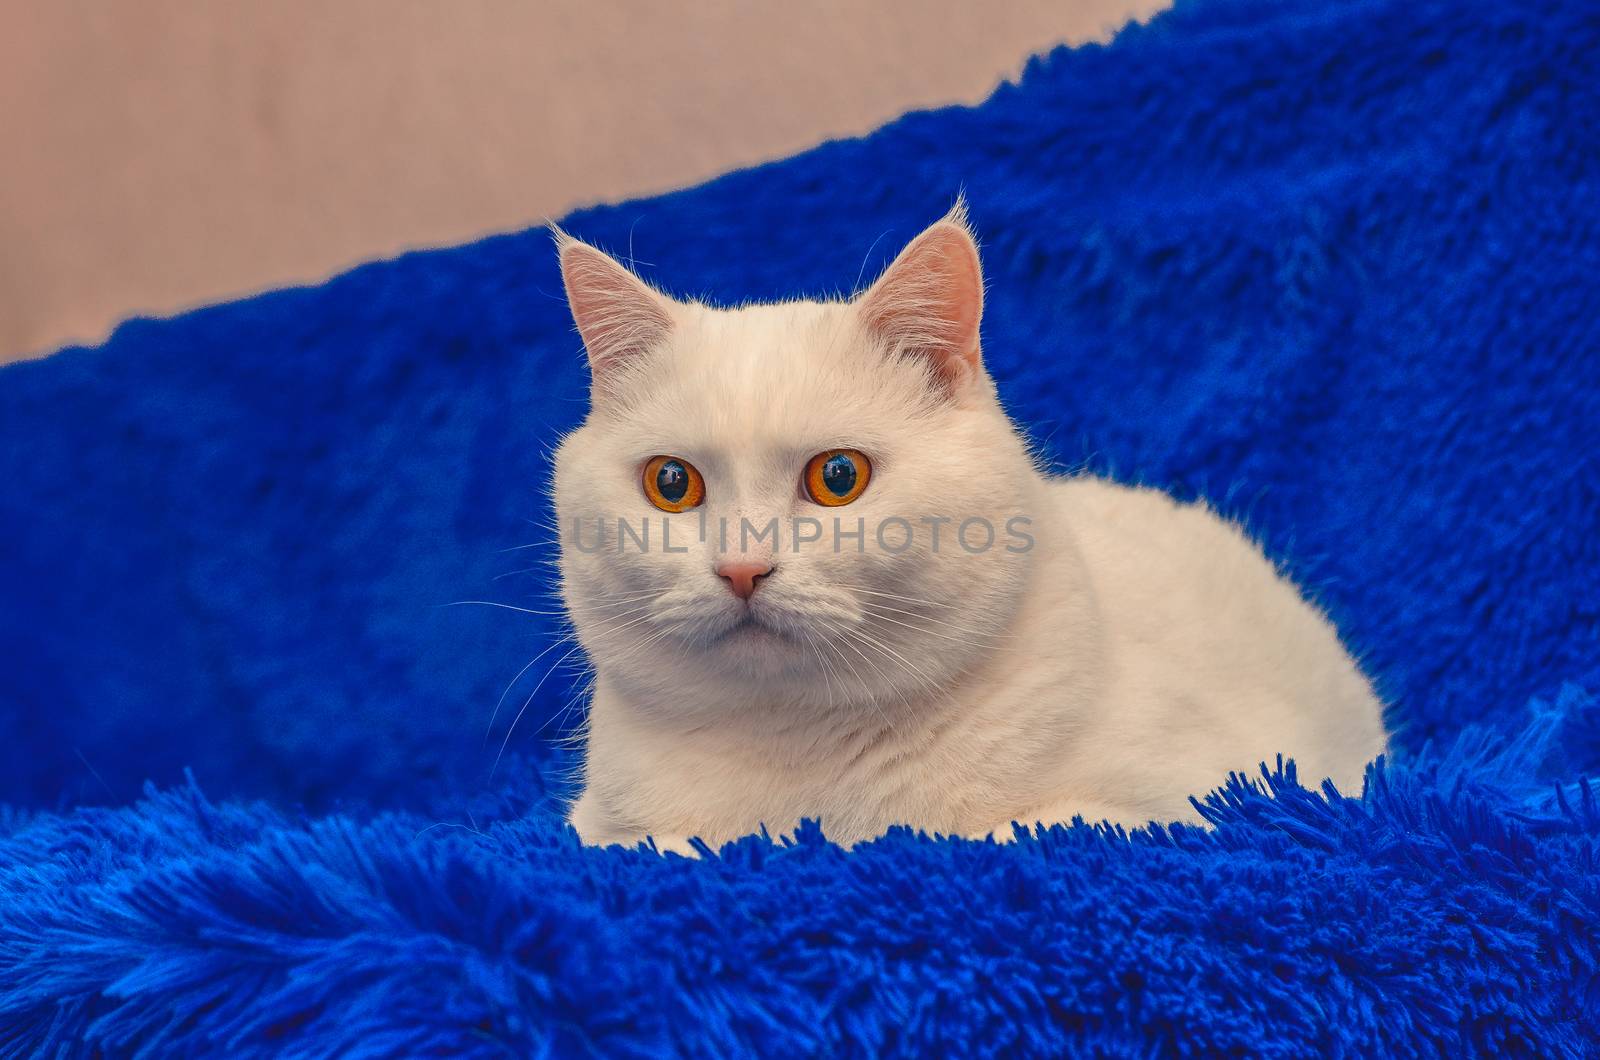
left=803, top=449, right=872, bottom=506
left=642, top=455, right=705, bottom=512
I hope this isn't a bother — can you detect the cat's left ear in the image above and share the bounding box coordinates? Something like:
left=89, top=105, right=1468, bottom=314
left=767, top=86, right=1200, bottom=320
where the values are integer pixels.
left=554, top=229, right=676, bottom=394
left=855, top=201, right=984, bottom=396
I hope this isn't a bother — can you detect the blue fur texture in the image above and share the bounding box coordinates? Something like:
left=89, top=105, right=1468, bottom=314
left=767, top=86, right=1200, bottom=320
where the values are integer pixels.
left=3, top=0, right=1599, bottom=1052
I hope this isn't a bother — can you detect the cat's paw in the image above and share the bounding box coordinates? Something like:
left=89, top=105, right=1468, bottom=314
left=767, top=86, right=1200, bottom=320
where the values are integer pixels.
left=964, top=822, right=1025, bottom=844
left=980, top=801, right=1144, bottom=840
left=642, top=833, right=703, bottom=857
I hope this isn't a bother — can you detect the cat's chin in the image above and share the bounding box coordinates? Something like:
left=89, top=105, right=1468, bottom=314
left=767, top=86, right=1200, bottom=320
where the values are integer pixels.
left=703, top=616, right=807, bottom=672
left=713, top=616, right=790, bottom=648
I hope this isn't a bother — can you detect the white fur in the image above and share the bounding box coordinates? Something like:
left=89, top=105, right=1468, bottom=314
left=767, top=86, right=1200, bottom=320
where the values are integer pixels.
left=551, top=209, right=1388, bottom=850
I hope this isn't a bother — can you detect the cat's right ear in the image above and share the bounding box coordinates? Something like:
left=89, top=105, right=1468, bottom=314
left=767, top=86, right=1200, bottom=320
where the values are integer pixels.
left=554, top=229, right=675, bottom=390
left=854, top=202, right=985, bottom=399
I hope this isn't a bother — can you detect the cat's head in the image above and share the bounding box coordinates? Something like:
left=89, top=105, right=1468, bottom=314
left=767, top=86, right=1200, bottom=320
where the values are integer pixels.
left=552, top=206, right=1041, bottom=717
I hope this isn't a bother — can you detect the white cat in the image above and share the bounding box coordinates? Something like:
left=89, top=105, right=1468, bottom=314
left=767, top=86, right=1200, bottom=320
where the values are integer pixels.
left=550, top=204, right=1387, bottom=852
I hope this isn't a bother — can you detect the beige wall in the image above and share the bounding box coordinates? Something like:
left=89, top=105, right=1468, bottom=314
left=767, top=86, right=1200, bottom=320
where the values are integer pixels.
left=0, top=0, right=1163, bottom=362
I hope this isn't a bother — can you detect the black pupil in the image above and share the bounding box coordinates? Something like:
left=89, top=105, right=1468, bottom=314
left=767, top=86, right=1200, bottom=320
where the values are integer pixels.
left=656, top=461, right=689, bottom=503
left=821, top=453, right=857, bottom=497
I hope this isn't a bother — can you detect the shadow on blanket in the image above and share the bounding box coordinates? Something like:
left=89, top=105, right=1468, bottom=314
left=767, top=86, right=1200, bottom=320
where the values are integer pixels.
left=2, top=0, right=1598, bottom=1052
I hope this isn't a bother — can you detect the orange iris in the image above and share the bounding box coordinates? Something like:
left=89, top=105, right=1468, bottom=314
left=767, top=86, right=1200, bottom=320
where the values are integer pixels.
left=642, top=455, right=706, bottom=512
left=803, top=449, right=872, bottom=506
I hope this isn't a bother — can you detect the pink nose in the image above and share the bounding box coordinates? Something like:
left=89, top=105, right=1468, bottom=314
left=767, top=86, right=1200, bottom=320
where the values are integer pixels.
left=716, top=560, right=773, bottom=600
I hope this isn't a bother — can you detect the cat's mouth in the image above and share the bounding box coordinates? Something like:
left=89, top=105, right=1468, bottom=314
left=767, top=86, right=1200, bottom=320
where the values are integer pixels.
left=719, top=613, right=790, bottom=643
left=695, top=603, right=814, bottom=652
left=645, top=591, right=846, bottom=655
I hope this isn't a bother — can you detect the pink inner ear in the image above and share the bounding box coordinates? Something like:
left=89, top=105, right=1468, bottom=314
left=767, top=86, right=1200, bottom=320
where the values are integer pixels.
left=858, top=218, right=985, bottom=389
left=558, top=239, right=674, bottom=379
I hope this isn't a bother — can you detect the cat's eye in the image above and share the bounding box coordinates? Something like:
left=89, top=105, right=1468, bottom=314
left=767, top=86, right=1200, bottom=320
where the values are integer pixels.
left=803, top=449, right=872, bottom=506
left=642, top=455, right=705, bottom=512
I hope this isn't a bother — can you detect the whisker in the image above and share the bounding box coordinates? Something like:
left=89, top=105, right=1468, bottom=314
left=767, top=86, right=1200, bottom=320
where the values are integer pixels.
left=481, top=593, right=667, bottom=744
left=491, top=642, right=589, bottom=779
left=840, top=622, right=946, bottom=701
left=445, top=600, right=568, bottom=617
left=835, top=583, right=997, bottom=612
left=858, top=604, right=1021, bottom=647
left=485, top=632, right=576, bottom=742
left=810, top=617, right=913, bottom=741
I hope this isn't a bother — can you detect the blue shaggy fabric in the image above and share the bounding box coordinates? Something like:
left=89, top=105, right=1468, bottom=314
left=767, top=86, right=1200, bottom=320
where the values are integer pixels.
left=3, top=0, right=1599, bottom=1053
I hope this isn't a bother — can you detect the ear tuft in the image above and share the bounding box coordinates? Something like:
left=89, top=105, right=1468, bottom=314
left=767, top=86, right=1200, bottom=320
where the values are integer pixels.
left=554, top=228, right=675, bottom=389
left=856, top=202, right=984, bottom=394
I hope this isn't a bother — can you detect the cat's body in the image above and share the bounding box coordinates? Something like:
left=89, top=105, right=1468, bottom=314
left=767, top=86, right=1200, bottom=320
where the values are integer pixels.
left=552, top=206, right=1387, bottom=851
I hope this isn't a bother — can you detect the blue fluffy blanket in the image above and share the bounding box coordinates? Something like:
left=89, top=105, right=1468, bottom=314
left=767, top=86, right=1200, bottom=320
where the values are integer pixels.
left=4, top=0, right=1599, bottom=1053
